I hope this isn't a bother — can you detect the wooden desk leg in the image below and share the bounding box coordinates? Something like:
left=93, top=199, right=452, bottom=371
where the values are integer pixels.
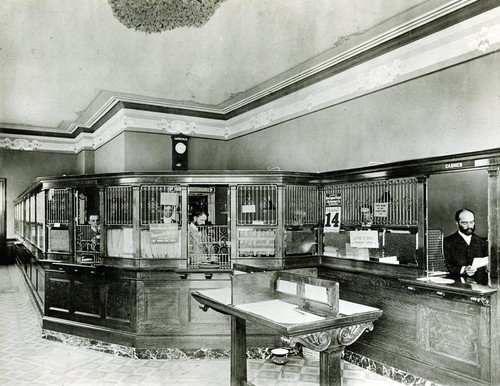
left=319, top=347, right=343, bottom=386
left=231, top=316, right=247, bottom=386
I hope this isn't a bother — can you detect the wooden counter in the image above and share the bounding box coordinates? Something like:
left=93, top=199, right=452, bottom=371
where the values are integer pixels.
left=235, top=258, right=498, bottom=385
left=318, top=263, right=498, bottom=386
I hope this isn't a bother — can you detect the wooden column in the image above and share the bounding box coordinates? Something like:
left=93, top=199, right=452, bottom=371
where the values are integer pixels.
left=488, top=167, right=499, bottom=278
left=230, top=186, right=238, bottom=265
left=276, top=185, right=284, bottom=263
left=180, top=185, right=188, bottom=264
left=67, top=188, right=74, bottom=261
left=487, top=167, right=500, bottom=385
left=0, top=178, right=5, bottom=263
left=416, top=176, right=427, bottom=269
left=99, top=187, right=106, bottom=259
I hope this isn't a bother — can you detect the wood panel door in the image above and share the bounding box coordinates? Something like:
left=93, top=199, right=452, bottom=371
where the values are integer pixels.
left=0, top=178, right=6, bottom=264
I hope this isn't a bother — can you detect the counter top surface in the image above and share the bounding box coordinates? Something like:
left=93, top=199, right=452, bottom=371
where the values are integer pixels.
left=234, top=261, right=498, bottom=296
left=400, top=274, right=496, bottom=296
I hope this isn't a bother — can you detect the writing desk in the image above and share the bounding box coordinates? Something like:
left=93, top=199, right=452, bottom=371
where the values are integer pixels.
left=192, top=271, right=382, bottom=386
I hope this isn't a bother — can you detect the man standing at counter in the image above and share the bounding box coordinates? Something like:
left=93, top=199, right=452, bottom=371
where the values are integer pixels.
left=188, top=207, right=209, bottom=265
left=443, top=208, right=488, bottom=278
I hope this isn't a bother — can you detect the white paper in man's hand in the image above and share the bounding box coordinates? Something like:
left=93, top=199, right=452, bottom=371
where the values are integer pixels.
left=471, top=257, right=488, bottom=269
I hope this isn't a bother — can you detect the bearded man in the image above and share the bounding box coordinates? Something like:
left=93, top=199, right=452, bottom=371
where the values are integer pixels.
left=443, top=208, right=488, bottom=277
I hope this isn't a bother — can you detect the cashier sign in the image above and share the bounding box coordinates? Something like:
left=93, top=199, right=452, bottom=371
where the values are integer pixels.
left=324, top=193, right=341, bottom=233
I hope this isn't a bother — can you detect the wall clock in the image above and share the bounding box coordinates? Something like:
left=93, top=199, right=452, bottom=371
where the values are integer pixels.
left=172, top=135, right=189, bottom=170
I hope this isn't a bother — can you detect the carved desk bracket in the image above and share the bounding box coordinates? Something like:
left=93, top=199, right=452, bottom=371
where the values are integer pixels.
left=282, top=322, right=374, bottom=353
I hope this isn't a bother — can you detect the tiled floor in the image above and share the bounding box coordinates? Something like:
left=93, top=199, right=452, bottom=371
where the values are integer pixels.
left=0, top=264, right=401, bottom=385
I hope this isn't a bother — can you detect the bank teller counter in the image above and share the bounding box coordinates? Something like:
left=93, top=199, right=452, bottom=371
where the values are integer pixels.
left=14, top=171, right=322, bottom=270
left=13, top=171, right=322, bottom=353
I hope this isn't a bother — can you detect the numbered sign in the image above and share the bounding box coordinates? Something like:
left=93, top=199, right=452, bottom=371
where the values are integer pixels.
left=324, top=193, right=341, bottom=233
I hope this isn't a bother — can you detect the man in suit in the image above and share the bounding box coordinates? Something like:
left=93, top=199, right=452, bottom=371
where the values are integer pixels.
left=443, top=208, right=488, bottom=278
left=88, top=214, right=101, bottom=252
left=188, top=207, right=209, bottom=264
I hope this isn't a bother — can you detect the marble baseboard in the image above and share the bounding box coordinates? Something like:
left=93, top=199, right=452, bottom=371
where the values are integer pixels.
left=42, top=329, right=137, bottom=358
left=42, top=330, right=435, bottom=385
left=42, top=330, right=287, bottom=360
left=342, top=350, right=437, bottom=386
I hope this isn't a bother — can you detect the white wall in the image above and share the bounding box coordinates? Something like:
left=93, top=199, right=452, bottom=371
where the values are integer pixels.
left=224, top=51, right=500, bottom=172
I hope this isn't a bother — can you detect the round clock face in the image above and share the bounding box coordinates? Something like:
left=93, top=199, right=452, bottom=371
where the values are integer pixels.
left=175, top=142, right=187, bottom=154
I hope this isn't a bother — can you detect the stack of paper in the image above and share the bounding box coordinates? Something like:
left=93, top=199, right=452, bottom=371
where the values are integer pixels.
left=235, top=299, right=325, bottom=324
left=472, top=257, right=488, bottom=269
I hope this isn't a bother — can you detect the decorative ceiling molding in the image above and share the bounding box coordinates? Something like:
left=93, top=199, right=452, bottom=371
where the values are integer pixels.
left=218, top=0, right=482, bottom=114
left=0, top=134, right=75, bottom=153
left=0, top=138, right=41, bottom=151
left=2, top=3, right=500, bottom=153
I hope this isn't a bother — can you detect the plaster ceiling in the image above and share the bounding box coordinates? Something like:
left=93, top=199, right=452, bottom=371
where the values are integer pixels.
left=1, top=0, right=444, bottom=135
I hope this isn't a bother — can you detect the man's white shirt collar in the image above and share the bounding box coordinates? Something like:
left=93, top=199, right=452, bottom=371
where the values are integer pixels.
left=458, top=230, right=472, bottom=245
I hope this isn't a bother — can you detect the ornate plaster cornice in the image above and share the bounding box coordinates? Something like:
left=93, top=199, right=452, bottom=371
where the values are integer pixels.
left=0, top=134, right=75, bottom=153
left=0, top=138, right=40, bottom=151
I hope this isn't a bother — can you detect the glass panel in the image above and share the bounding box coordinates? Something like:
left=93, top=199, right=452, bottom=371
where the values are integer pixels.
left=29, top=195, right=36, bottom=223
left=37, top=224, right=44, bottom=249
left=140, top=185, right=180, bottom=225
left=285, top=185, right=321, bottom=226
left=48, top=228, right=70, bottom=252
left=427, top=170, right=488, bottom=276
left=36, top=191, right=45, bottom=224
left=323, top=229, right=417, bottom=265
left=322, top=177, right=419, bottom=265
left=237, top=228, right=275, bottom=258
left=105, top=186, right=133, bottom=225
left=285, top=228, right=317, bottom=255
left=47, top=189, right=71, bottom=224
left=106, top=228, right=134, bottom=258
left=24, top=198, right=29, bottom=237
left=140, top=228, right=181, bottom=259
left=323, top=178, right=418, bottom=228
left=237, top=185, right=277, bottom=225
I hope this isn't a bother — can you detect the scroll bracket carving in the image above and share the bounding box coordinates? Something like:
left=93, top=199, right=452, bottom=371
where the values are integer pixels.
left=281, top=322, right=374, bottom=353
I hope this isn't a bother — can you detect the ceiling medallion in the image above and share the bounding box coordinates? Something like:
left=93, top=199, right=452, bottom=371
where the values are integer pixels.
left=108, top=0, right=226, bottom=33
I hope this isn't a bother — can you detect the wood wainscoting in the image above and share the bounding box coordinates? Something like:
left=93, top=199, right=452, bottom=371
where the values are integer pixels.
left=319, top=266, right=494, bottom=386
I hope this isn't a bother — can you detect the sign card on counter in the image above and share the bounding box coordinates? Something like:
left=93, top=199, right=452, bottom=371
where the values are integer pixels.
left=150, top=224, right=179, bottom=243
left=374, top=202, right=389, bottom=217
left=324, top=193, right=341, bottom=233
left=160, top=192, right=178, bottom=206
left=350, top=230, right=379, bottom=248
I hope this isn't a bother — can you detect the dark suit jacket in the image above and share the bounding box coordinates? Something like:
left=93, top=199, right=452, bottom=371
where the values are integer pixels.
left=443, top=232, right=488, bottom=275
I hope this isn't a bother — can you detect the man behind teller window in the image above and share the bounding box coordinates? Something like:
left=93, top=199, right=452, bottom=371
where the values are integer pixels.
left=443, top=208, right=488, bottom=277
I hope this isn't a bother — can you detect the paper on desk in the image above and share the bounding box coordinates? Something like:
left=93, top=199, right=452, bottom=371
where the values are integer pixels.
left=235, top=299, right=324, bottom=324
left=196, top=288, right=232, bottom=305
left=472, top=257, right=488, bottom=269
left=339, top=299, right=379, bottom=315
